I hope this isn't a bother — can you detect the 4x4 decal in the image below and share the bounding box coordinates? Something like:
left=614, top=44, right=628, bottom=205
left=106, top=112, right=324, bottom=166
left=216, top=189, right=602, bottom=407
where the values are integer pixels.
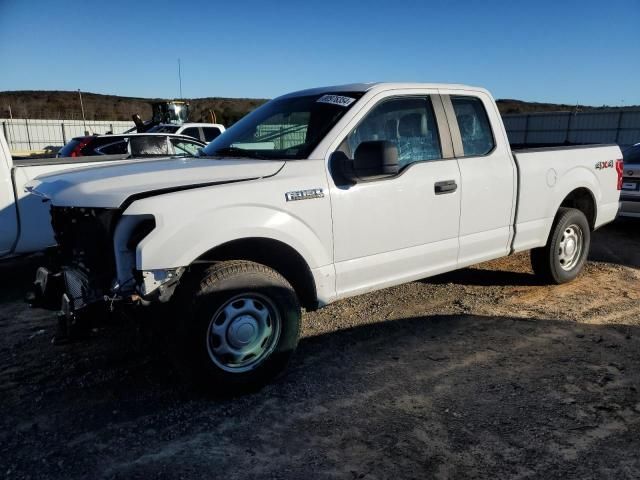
left=595, top=160, right=614, bottom=170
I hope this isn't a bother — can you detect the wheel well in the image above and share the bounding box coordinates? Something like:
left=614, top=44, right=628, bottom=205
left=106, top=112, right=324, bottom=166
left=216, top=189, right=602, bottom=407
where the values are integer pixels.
left=193, top=238, right=318, bottom=310
left=559, top=188, right=597, bottom=229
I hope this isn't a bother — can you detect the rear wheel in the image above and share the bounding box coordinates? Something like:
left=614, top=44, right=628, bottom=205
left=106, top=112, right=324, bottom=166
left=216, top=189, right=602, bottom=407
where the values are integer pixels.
left=530, top=207, right=591, bottom=284
left=174, top=260, right=301, bottom=393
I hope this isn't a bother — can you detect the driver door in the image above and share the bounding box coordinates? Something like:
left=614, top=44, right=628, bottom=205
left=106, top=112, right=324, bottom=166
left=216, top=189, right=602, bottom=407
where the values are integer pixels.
left=329, top=94, right=461, bottom=298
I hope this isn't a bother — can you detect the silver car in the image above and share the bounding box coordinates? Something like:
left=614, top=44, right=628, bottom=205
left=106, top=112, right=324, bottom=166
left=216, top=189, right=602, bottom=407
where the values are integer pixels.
left=619, top=143, right=640, bottom=217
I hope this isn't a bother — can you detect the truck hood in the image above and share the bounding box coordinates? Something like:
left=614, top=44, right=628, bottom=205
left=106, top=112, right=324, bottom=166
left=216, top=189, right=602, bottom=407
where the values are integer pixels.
left=27, top=156, right=285, bottom=208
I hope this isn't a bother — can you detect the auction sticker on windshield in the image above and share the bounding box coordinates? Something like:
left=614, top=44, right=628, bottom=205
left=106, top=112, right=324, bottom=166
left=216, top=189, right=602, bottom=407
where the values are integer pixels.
left=317, top=95, right=356, bottom=107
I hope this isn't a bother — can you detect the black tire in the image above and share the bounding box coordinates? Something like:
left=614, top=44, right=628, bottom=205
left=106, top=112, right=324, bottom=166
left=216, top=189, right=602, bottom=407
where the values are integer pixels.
left=530, top=207, right=591, bottom=284
left=173, top=260, right=301, bottom=394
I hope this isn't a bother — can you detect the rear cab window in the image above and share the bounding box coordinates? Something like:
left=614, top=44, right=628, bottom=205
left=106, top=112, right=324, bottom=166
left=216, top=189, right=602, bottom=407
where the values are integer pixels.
left=450, top=96, right=495, bottom=156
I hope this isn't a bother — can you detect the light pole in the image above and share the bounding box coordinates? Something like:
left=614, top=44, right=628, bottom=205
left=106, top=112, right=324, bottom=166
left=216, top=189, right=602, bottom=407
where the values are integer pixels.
left=178, top=58, right=183, bottom=99
left=78, top=89, right=87, bottom=134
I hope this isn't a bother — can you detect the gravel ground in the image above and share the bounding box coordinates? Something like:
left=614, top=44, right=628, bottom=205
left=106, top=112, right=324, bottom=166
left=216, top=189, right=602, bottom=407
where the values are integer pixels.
left=1, top=220, right=639, bottom=479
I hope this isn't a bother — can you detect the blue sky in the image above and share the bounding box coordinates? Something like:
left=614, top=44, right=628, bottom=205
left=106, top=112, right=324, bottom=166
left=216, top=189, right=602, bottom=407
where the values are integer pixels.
left=0, top=0, right=638, bottom=105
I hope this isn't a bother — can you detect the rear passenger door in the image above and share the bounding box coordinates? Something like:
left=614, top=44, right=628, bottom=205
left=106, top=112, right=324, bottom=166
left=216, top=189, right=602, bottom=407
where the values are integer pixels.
left=440, top=91, right=516, bottom=267
left=329, top=93, right=461, bottom=298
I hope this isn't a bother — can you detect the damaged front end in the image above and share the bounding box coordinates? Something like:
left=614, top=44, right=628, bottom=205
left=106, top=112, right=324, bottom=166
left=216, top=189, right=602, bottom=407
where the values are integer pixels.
left=45, top=206, right=184, bottom=328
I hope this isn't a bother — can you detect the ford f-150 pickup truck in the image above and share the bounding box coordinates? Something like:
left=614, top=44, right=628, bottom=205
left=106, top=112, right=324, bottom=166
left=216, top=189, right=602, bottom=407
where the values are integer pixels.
left=28, top=83, right=623, bottom=392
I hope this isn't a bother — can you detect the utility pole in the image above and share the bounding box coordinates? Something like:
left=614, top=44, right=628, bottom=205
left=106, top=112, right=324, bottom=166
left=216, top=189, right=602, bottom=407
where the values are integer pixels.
left=178, top=58, right=183, bottom=99
left=7, top=104, right=12, bottom=119
left=78, top=89, right=87, bottom=134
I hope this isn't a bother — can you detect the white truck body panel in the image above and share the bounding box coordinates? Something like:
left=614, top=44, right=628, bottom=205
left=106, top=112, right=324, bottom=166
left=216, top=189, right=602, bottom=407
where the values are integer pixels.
left=0, top=134, right=18, bottom=257
left=27, top=83, right=622, bottom=308
left=512, top=145, right=621, bottom=253
left=318, top=86, right=461, bottom=298
left=28, top=157, right=284, bottom=208
left=123, top=159, right=337, bottom=303
left=438, top=86, right=517, bottom=269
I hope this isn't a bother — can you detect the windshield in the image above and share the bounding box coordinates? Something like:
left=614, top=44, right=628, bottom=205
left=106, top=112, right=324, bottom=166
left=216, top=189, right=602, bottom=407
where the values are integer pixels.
left=202, top=92, right=363, bottom=159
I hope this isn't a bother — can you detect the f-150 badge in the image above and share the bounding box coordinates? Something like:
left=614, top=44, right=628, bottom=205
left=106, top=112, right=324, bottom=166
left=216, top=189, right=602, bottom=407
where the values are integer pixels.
left=285, top=188, right=325, bottom=202
left=595, top=160, right=614, bottom=170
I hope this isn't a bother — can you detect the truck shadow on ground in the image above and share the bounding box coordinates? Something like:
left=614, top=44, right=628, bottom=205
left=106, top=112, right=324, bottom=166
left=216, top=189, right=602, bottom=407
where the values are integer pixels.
left=425, top=219, right=639, bottom=288
left=426, top=267, right=541, bottom=287
left=2, top=306, right=639, bottom=479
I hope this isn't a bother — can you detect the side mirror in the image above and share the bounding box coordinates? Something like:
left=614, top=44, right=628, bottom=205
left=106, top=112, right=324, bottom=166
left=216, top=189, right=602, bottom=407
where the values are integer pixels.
left=353, top=140, right=399, bottom=178
left=330, top=141, right=399, bottom=185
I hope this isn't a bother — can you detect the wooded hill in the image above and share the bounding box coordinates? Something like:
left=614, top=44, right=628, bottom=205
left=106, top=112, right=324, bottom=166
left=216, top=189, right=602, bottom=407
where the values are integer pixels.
left=0, top=90, right=635, bottom=125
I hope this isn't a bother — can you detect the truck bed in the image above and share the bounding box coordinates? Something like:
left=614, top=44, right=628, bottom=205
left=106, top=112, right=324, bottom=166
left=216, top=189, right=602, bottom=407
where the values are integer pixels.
left=511, top=143, right=621, bottom=254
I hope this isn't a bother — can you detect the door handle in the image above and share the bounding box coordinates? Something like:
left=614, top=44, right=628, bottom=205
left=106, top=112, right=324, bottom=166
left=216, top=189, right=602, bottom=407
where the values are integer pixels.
left=434, top=180, right=457, bottom=195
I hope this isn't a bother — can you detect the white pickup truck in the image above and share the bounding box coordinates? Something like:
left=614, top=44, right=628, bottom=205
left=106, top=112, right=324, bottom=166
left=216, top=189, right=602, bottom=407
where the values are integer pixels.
left=28, top=83, right=623, bottom=392
left=0, top=133, right=132, bottom=259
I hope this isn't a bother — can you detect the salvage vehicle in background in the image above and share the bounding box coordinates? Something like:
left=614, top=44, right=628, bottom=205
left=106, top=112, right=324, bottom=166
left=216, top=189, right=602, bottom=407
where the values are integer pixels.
left=0, top=132, right=202, bottom=260
left=618, top=142, right=640, bottom=217
left=56, top=133, right=205, bottom=158
left=125, top=99, right=226, bottom=142
left=147, top=123, right=226, bottom=143
left=28, top=83, right=623, bottom=392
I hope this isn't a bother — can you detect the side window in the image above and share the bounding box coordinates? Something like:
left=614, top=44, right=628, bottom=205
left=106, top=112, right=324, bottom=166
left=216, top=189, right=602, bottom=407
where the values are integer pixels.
left=96, top=139, right=128, bottom=155
left=451, top=96, right=495, bottom=156
left=129, top=136, right=170, bottom=156
left=181, top=127, right=202, bottom=141
left=202, top=127, right=221, bottom=142
left=345, top=97, right=442, bottom=169
left=171, top=139, right=201, bottom=156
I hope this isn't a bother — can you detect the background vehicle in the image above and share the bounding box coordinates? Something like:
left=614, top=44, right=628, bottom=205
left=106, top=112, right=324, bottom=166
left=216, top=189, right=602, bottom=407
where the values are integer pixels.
left=619, top=143, right=640, bottom=217
left=0, top=132, right=203, bottom=260
left=30, top=83, right=623, bottom=392
left=56, top=133, right=205, bottom=158
left=126, top=100, right=226, bottom=142
left=1, top=133, right=119, bottom=259
left=147, top=123, right=226, bottom=143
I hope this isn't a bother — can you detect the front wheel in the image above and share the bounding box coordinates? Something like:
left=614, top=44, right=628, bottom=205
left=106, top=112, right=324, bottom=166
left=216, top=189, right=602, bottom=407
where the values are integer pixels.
left=530, top=207, right=591, bottom=284
left=174, top=260, right=301, bottom=393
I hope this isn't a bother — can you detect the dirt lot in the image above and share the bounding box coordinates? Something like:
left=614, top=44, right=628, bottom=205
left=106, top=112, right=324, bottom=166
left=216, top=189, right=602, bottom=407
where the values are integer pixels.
left=1, top=221, right=639, bottom=479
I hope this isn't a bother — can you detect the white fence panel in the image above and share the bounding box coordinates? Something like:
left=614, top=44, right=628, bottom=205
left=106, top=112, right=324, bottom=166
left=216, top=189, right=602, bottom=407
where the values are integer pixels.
left=1, top=118, right=134, bottom=151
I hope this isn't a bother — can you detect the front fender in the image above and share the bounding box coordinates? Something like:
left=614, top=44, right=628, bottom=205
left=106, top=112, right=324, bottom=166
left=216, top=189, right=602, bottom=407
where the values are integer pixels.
left=135, top=203, right=332, bottom=271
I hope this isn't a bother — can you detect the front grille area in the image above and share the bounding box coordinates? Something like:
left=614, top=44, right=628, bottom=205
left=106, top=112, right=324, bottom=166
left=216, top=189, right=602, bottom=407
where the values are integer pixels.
left=51, top=206, right=121, bottom=311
